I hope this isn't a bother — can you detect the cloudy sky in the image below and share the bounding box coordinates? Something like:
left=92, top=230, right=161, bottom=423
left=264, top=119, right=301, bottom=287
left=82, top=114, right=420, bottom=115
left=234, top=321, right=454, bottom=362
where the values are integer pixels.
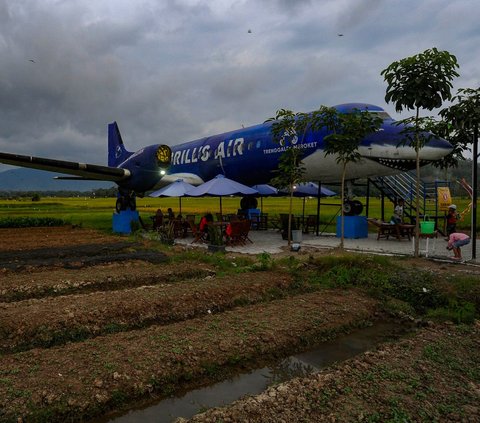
left=0, top=0, right=479, bottom=171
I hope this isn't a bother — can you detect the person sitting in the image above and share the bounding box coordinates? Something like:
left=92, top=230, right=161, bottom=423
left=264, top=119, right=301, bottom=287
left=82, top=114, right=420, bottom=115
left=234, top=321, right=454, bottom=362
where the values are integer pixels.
left=176, top=213, right=189, bottom=237
left=446, top=232, right=470, bottom=261
left=167, top=207, right=175, bottom=221
left=153, top=209, right=163, bottom=230
left=390, top=198, right=404, bottom=224
left=199, top=213, right=214, bottom=239
left=446, top=204, right=459, bottom=236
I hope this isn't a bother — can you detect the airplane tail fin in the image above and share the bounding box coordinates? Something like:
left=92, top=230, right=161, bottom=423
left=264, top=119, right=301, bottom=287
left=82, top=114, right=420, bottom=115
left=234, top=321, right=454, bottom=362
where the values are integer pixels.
left=108, top=121, right=132, bottom=167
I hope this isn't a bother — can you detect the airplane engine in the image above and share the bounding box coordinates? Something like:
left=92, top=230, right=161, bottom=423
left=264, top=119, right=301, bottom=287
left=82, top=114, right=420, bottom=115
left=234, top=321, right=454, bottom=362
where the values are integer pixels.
left=116, top=144, right=173, bottom=212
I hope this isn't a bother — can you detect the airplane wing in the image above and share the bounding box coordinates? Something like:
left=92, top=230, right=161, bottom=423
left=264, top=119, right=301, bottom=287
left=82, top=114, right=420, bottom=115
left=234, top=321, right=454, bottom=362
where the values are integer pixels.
left=0, top=152, right=130, bottom=182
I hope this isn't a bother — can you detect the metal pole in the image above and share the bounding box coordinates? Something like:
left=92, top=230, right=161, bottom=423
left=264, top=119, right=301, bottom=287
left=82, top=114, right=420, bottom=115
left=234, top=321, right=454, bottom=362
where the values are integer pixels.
left=316, top=181, right=321, bottom=236
left=472, top=124, right=478, bottom=260
left=366, top=179, right=370, bottom=218
left=381, top=192, right=385, bottom=221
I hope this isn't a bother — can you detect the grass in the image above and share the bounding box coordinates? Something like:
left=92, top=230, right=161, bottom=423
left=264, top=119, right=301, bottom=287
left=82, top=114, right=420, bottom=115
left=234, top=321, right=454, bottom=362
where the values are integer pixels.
left=0, top=196, right=476, bottom=233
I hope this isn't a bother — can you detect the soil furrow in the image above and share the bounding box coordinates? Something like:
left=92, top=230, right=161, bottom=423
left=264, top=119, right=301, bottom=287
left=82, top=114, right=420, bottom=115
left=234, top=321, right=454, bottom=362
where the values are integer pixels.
left=0, top=290, right=378, bottom=422
left=0, top=271, right=294, bottom=352
left=0, top=262, right=215, bottom=302
left=180, top=323, right=480, bottom=423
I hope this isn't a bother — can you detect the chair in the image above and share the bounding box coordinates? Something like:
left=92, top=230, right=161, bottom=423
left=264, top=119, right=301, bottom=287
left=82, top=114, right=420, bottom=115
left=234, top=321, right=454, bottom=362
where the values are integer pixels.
left=190, top=221, right=207, bottom=243
left=172, top=219, right=188, bottom=238
left=240, top=219, right=252, bottom=244
left=258, top=213, right=268, bottom=230
left=249, top=212, right=260, bottom=230
left=304, top=215, right=318, bottom=234
left=226, top=221, right=246, bottom=246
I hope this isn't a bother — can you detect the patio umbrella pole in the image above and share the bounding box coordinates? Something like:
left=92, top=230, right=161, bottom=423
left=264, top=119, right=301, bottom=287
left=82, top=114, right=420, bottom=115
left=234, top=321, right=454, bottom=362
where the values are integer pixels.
left=302, top=197, right=306, bottom=229
left=316, top=181, right=321, bottom=236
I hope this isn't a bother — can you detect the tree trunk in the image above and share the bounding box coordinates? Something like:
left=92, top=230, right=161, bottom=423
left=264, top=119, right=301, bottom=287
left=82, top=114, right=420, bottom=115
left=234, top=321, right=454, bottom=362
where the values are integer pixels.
left=340, top=163, right=346, bottom=249
left=414, top=107, right=421, bottom=257
left=288, top=184, right=293, bottom=246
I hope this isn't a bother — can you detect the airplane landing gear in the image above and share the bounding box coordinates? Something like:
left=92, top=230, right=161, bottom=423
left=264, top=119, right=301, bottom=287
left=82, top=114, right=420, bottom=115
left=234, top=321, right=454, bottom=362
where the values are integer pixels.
left=116, top=190, right=137, bottom=213
left=343, top=200, right=363, bottom=216
left=342, top=181, right=363, bottom=216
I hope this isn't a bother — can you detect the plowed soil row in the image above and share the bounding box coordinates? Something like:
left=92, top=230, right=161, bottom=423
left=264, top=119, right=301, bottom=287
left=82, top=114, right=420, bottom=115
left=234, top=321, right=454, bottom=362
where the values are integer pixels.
left=0, top=290, right=378, bottom=422
left=3, top=226, right=477, bottom=423
left=0, top=270, right=294, bottom=352
left=0, top=227, right=119, bottom=251
left=0, top=261, right=216, bottom=302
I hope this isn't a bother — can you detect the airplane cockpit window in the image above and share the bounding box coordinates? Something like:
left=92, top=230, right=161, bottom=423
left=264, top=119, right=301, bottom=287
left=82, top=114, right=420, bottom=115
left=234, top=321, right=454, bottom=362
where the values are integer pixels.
left=247, top=142, right=254, bottom=151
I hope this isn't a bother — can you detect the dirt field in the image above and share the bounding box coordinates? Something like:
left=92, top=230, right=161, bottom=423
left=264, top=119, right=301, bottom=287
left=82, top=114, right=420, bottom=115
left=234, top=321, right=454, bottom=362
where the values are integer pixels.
left=0, top=226, right=479, bottom=422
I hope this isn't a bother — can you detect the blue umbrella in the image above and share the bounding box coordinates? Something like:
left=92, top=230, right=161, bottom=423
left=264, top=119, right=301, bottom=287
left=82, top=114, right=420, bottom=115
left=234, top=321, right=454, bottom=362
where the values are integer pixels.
left=288, top=182, right=336, bottom=198
left=187, top=174, right=258, bottom=214
left=149, top=179, right=195, bottom=214
left=251, top=184, right=279, bottom=196
left=251, top=184, right=279, bottom=213
left=280, top=182, right=337, bottom=230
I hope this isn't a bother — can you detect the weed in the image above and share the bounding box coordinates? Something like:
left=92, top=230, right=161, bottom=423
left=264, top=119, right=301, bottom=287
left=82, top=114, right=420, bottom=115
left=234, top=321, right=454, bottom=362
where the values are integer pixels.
left=427, top=300, right=476, bottom=324
left=110, top=389, right=128, bottom=406
left=103, top=362, right=116, bottom=371
left=255, top=252, right=274, bottom=270
left=201, top=362, right=220, bottom=377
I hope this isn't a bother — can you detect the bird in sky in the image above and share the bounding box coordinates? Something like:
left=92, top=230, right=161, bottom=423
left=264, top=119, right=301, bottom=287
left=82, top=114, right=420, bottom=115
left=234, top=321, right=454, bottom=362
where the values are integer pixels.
left=28, top=59, right=36, bottom=63
left=337, top=33, right=344, bottom=37
left=247, top=29, right=252, bottom=33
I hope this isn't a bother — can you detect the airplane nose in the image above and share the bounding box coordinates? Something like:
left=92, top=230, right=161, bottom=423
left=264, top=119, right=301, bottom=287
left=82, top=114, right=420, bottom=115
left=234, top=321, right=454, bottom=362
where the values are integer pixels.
left=418, top=133, right=453, bottom=160
left=381, top=120, right=453, bottom=161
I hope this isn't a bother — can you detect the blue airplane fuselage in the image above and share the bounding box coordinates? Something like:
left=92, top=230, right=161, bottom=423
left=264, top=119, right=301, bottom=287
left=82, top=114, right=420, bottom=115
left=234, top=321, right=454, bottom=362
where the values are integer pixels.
left=114, top=103, right=452, bottom=193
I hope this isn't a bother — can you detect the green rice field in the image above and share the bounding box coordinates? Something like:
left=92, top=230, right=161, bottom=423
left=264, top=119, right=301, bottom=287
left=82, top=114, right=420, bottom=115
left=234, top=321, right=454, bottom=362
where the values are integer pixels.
left=0, top=196, right=475, bottom=233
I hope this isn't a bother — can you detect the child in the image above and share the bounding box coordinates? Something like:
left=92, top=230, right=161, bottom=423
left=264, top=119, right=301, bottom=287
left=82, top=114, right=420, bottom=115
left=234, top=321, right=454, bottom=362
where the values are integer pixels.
left=446, top=204, right=459, bottom=236
left=390, top=199, right=404, bottom=224
left=446, top=232, right=470, bottom=261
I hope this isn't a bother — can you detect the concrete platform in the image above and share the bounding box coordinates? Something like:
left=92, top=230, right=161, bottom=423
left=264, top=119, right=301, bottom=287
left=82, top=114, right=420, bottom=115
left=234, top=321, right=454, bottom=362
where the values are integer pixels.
left=173, top=229, right=479, bottom=264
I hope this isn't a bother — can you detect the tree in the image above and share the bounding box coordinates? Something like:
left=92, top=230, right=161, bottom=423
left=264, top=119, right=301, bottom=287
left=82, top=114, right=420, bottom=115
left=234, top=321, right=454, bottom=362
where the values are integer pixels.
left=266, top=106, right=381, bottom=248
left=439, top=87, right=480, bottom=259
left=381, top=47, right=459, bottom=257
left=266, top=109, right=307, bottom=246
left=320, top=107, right=382, bottom=248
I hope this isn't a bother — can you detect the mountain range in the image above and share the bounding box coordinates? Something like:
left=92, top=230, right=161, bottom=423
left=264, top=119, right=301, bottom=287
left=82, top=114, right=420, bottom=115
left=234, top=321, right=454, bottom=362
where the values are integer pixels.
left=0, top=168, right=113, bottom=192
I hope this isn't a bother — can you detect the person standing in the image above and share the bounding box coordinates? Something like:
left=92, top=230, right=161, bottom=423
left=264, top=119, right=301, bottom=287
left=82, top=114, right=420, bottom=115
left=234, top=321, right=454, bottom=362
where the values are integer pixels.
left=446, top=204, right=459, bottom=236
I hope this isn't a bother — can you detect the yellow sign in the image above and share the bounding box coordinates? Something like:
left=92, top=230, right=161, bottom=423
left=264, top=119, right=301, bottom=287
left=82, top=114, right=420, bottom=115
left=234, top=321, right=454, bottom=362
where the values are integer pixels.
left=437, top=187, right=452, bottom=211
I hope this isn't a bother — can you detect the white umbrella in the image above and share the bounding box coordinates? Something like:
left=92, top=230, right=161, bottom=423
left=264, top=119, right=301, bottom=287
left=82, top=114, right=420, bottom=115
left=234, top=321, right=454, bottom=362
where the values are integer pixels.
left=149, top=179, right=195, bottom=214
left=187, top=174, right=258, bottom=214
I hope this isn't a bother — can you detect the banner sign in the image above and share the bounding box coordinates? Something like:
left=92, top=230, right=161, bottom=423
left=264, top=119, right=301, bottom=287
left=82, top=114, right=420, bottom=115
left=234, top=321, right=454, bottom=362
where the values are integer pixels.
left=437, top=187, right=452, bottom=211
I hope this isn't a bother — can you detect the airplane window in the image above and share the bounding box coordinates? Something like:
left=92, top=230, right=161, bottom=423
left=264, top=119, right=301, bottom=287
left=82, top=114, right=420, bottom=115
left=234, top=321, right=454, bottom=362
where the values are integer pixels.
left=256, top=140, right=261, bottom=149
left=248, top=142, right=254, bottom=150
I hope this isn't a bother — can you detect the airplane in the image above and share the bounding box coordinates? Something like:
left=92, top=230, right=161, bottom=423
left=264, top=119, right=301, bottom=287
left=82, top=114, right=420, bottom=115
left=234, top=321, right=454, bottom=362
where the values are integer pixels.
left=0, top=103, right=452, bottom=213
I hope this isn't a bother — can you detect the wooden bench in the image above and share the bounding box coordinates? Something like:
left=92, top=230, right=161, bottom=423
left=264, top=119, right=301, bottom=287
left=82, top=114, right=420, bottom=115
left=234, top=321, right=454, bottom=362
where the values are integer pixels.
left=367, top=218, right=415, bottom=241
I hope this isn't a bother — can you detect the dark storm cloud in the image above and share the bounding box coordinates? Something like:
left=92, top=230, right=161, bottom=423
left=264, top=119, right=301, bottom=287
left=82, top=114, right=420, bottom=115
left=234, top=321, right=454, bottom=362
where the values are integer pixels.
left=0, top=0, right=479, bottom=173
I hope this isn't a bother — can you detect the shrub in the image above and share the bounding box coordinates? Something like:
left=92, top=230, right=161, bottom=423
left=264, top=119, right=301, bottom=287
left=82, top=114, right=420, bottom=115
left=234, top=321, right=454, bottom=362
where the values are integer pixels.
left=0, top=217, right=65, bottom=228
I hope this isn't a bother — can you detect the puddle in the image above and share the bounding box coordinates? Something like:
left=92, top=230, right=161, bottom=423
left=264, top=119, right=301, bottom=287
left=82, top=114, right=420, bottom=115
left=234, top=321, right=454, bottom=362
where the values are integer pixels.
left=103, top=322, right=408, bottom=423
